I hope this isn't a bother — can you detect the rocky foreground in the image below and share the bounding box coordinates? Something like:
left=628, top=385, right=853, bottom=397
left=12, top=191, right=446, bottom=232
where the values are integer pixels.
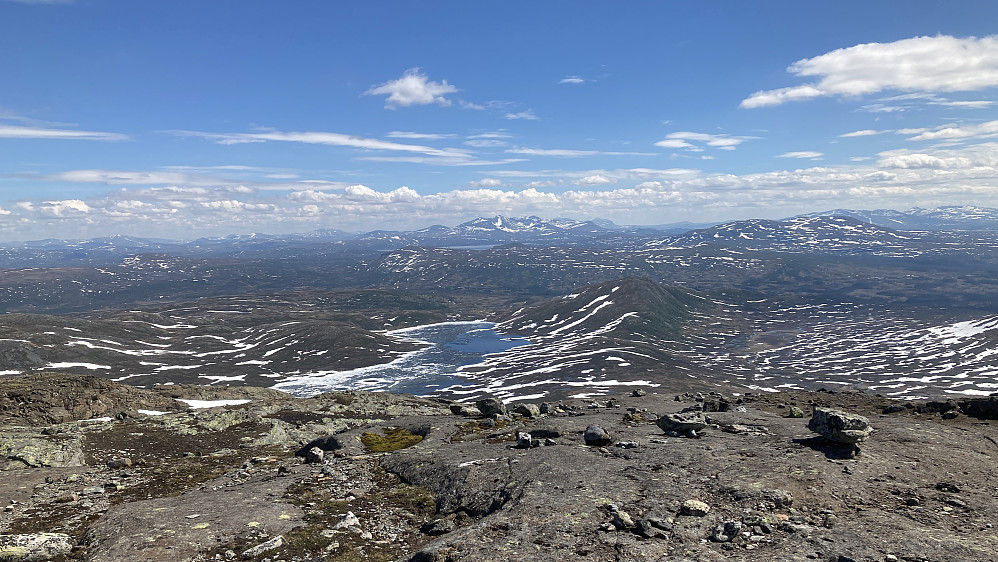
left=1, top=374, right=997, bottom=562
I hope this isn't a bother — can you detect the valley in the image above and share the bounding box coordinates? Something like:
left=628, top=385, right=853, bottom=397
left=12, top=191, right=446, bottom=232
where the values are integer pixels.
left=0, top=209, right=996, bottom=402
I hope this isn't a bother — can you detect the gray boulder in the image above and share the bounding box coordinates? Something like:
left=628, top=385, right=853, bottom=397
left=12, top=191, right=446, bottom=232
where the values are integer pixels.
left=583, top=425, right=612, bottom=446
left=513, top=403, right=541, bottom=418
left=656, top=411, right=708, bottom=435
left=807, top=408, right=872, bottom=444
left=474, top=397, right=507, bottom=417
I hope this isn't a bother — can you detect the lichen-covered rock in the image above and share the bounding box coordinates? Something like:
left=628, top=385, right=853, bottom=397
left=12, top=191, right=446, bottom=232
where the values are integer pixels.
left=0, top=533, right=74, bottom=561
left=0, top=431, right=85, bottom=470
left=807, top=408, right=872, bottom=444
left=680, top=499, right=710, bottom=517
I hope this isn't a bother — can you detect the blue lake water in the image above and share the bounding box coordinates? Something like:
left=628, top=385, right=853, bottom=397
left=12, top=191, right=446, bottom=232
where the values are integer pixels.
left=271, top=321, right=528, bottom=397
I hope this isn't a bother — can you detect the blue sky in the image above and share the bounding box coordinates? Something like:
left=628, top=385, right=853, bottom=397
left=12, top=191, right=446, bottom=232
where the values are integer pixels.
left=2, top=0, right=998, bottom=240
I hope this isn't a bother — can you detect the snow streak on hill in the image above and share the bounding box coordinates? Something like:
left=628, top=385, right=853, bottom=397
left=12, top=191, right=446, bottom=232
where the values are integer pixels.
left=681, top=302, right=998, bottom=399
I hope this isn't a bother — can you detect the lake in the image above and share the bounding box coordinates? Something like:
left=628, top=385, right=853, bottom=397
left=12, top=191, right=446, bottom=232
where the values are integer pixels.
left=271, top=321, right=529, bottom=397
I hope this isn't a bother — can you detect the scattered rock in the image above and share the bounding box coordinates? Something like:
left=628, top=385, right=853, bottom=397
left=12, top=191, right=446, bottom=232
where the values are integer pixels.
left=882, top=404, right=907, bottom=414
left=680, top=499, right=710, bottom=517
left=240, top=535, right=283, bottom=559
left=449, top=404, right=478, bottom=417
left=712, top=520, right=742, bottom=542
left=583, top=425, right=612, bottom=446
left=808, top=408, right=872, bottom=444
left=787, top=406, right=805, bottom=418
left=936, top=481, right=961, bottom=493
left=631, top=389, right=646, bottom=397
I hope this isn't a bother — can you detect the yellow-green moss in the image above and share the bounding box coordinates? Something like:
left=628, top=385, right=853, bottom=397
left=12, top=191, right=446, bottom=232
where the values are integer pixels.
left=359, top=427, right=422, bottom=452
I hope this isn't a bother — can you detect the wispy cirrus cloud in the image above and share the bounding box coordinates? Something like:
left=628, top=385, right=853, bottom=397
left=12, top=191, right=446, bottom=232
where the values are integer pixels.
left=777, top=151, right=824, bottom=159
left=0, top=124, right=127, bottom=141
left=505, top=110, right=539, bottom=120
left=364, top=68, right=458, bottom=109
left=386, top=131, right=458, bottom=140
left=506, top=147, right=654, bottom=157
left=742, top=35, right=998, bottom=108
left=655, top=131, right=756, bottom=151
left=559, top=76, right=585, bottom=84
left=168, top=128, right=470, bottom=159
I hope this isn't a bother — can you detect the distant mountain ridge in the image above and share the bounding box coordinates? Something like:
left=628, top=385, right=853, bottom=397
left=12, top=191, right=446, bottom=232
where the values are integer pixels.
left=790, top=205, right=998, bottom=230
left=2, top=207, right=997, bottom=269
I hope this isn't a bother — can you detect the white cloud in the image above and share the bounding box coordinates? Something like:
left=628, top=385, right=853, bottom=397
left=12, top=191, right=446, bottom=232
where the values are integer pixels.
left=559, top=76, right=585, bottom=84
left=11, top=144, right=998, bottom=240
left=839, top=129, right=886, bottom=138
left=465, top=178, right=505, bottom=188
left=576, top=175, right=616, bottom=186
left=464, top=139, right=508, bottom=148
left=904, top=119, right=998, bottom=142
left=742, top=35, right=998, bottom=108
left=0, top=124, right=127, bottom=141
left=655, top=131, right=756, bottom=151
left=506, top=147, right=653, bottom=157
left=386, top=131, right=458, bottom=140
left=365, top=68, right=458, bottom=109
left=170, top=128, right=470, bottom=159
left=505, top=110, right=539, bottom=120
left=778, top=151, right=824, bottom=159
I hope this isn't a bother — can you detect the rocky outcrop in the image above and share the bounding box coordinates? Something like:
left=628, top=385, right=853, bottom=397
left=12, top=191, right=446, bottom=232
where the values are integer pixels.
left=2, top=375, right=997, bottom=562
left=0, top=533, right=73, bottom=561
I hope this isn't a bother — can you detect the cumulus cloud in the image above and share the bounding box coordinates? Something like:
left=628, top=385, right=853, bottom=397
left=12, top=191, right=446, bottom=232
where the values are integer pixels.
left=742, top=35, right=998, bottom=108
left=576, top=175, right=615, bottom=186
left=0, top=124, right=127, bottom=141
left=10, top=144, right=998, bottom=240
left=559, top=76, right=585, bottom=84
left=365, top=68, right=458, bottom=109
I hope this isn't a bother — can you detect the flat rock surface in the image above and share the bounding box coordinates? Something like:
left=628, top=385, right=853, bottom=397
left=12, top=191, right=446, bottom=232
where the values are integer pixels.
left=1, top=374, right=996, bottom=561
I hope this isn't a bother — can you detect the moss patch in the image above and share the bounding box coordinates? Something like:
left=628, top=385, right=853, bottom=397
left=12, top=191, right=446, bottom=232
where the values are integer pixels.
left=359, top=427, right=423, bottom=452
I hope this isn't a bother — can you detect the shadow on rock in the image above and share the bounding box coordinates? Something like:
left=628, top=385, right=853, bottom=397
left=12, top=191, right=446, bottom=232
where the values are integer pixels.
left=793, top=436, right=861, bottom=459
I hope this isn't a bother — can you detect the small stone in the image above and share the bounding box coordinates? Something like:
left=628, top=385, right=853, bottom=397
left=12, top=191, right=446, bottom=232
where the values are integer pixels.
left=885, top=555, right=899, bottom=562
left=712, top=520, right=742, bottom=542
left=787, top=406, right=805, bottom=418
left=305, top=447, right=324, bottom=464
left=241, top=535, right=283, bottom=559
left=681, top=499, right=710, bottom=517
left=449, top=404, right=478, bottom=416
left=615, top=441, right=639, bottom=449
left=936, top=482, right=961, bottom=493
left=942, top=411, right=959, bottom=420
left=583, top=425, right=612, bottom=446
left=107, top=457, right=132, bottom=469
left=631, top=389, right=647, bottom=397
left=611, top=509, right=635, bottom=530
left=514, top=432, right=534, bottom=449
left=882, top=404, right=906, bottom=414
left=333, top=511, right=361, bottom=530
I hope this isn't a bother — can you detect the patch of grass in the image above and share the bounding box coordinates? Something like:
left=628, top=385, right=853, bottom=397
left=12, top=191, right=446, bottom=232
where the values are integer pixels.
left=360, top=427, right=422, bottom=452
